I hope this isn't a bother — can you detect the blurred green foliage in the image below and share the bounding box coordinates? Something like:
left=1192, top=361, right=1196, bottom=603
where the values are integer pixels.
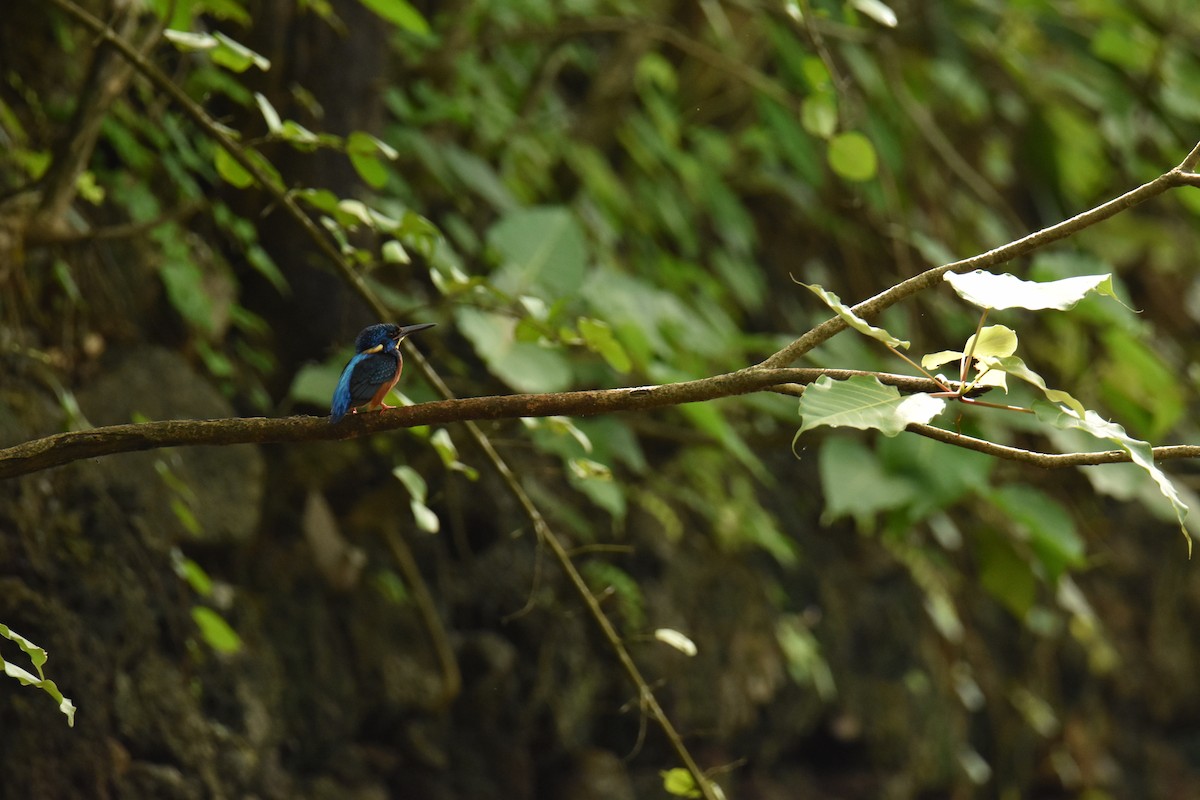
left=5, top=0, right=1200, bottom=794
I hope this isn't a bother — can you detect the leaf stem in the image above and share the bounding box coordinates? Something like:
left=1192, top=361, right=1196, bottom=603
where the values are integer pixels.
left=887, top=345, right=953, bottom=391
left=960, top=308, right=990, bottom=386
left=958, top=397, right=1035, bottom=414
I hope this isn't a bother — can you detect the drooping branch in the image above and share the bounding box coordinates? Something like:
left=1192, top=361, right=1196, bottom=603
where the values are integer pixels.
left=33, top=3, right=727, bottom=795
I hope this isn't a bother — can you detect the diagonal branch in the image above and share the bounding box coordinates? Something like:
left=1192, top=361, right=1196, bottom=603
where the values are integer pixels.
left=33, top=1, right=169, bottom=238
left=34, top=4, right=720, bottom=794
left=759, top=143, right=1200, bottom=369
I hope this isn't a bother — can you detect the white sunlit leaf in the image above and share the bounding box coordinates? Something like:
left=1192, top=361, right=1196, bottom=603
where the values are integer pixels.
left=944, top=270, right=1122, bottom=311
left=382, top=240, right=410, bottom=264
left=253, top=92, right=282, bottom=133
left=392, top=465, right=427, bottom=503
left=410, top=499, right=441, bottom=533
left=654, top=628, right=698, bottom=657
left=851, top=0, right=898, bottom=27
left=163, top=29, right=217, bottom=51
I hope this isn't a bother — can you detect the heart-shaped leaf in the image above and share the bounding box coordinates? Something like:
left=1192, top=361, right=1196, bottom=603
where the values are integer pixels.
left=797, top=375, right=945, bottom=438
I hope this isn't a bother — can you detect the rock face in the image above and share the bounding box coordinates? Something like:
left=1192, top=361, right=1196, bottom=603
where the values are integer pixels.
left=74, top=345, right=265, bottom=547
left=0, top=345, right=269, bottom=799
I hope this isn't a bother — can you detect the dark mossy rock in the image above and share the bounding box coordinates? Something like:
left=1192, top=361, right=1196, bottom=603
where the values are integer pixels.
left=74, top=345, right=265, bottom=547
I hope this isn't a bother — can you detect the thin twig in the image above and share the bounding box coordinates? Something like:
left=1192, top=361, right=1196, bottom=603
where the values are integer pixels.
left=37, top=3, right=721, bottom=794
left=382, top=524, right=461, bottom=710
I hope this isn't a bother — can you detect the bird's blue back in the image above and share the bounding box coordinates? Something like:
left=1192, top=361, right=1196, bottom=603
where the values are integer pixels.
left=330, top=322, right=432, bottom=424
left=330, top=335, right=400, bottom=423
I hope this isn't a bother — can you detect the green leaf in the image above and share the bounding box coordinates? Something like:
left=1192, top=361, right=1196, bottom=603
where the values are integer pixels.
left=488, top=206, right=587, bottom=298
left=171, top=549, right=214, bottom=596
left=944, top=270, right=1123, bottom=311
left=827, top=131, right=878, bottom=181
left=568, top=457, right=612, bottom=481
left=392, top=465, right=427, bottom=503
left=797, top=376, right=945, bottom=438
left=394, top=463, right=442, bottom=533
left=800, top=282, right=910, bottom=349
left=279, top=120, right=322, bottom=149
left=295, top=187, right=342, bottom=214
left=355, top=0, right=430, bottom=34
left=967, top=324, right=1018, bottom=360
left=582, top=562, right=645, bottom=628
left=211, top=32, right=269, bottom=72
left=1034, top=402, right=1190, bottom=552
left=430, top=428, right=479, bottom=479
left=526, top=415, right=594, bottom=455
left=818, top=437, right=917, bottom=529
left=347, top=131, right=391, bottom=188
left=681, top=402, right=767, bottom=479
left=456, top=308, right=573, bottom=392
left=442, top=145, right=519, bottom=212
left=155, top=231, right=222, bottom=335
left=191, top=607, right=243, bottom=654
left=0, top=623, right=48, bottom=671
left=990, top=485, right=1084, bottom=582
left=577, top=317, right=632, bottom=372
left=977, top=355, right=1086, bottom=416
left=1091, top=22, right=1156, bottom=75
left=246, top=245, right=289, bottom=294
left=800, top=94, right=838, bottom=139
left=975, top=529, right=1037, bottom=619
left=214, top=145, right=253, bottom=188
left=878, top=433, right=994, bottom=518
left=661, top=768, right=703, bottom=798
left=922, top=325, right=1019, bottom=389
left=289, top=355, right=345, bottom=408
left=921, top=349, right=965, bottom=370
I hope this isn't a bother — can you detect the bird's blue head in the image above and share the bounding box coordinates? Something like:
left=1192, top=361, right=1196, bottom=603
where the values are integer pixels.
left=353, top=322, right=437, bottom=354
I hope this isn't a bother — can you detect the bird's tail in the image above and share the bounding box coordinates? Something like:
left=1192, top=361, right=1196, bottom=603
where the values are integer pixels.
left=330, top=363, right=357, bottom=423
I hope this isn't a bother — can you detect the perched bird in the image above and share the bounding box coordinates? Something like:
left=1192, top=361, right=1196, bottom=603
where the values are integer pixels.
left=330, top=322, right=436, bottom=423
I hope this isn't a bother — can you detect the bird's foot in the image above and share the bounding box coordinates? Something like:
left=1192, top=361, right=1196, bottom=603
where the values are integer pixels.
left=378, top=402, right=395, bottom=410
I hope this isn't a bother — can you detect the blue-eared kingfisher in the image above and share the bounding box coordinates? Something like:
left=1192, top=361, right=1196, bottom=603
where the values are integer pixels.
left=330, top=322, right=436, bottom=423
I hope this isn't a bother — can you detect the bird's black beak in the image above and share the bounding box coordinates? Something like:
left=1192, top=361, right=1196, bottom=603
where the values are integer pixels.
left=395, top=322, right=436, bottom=341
